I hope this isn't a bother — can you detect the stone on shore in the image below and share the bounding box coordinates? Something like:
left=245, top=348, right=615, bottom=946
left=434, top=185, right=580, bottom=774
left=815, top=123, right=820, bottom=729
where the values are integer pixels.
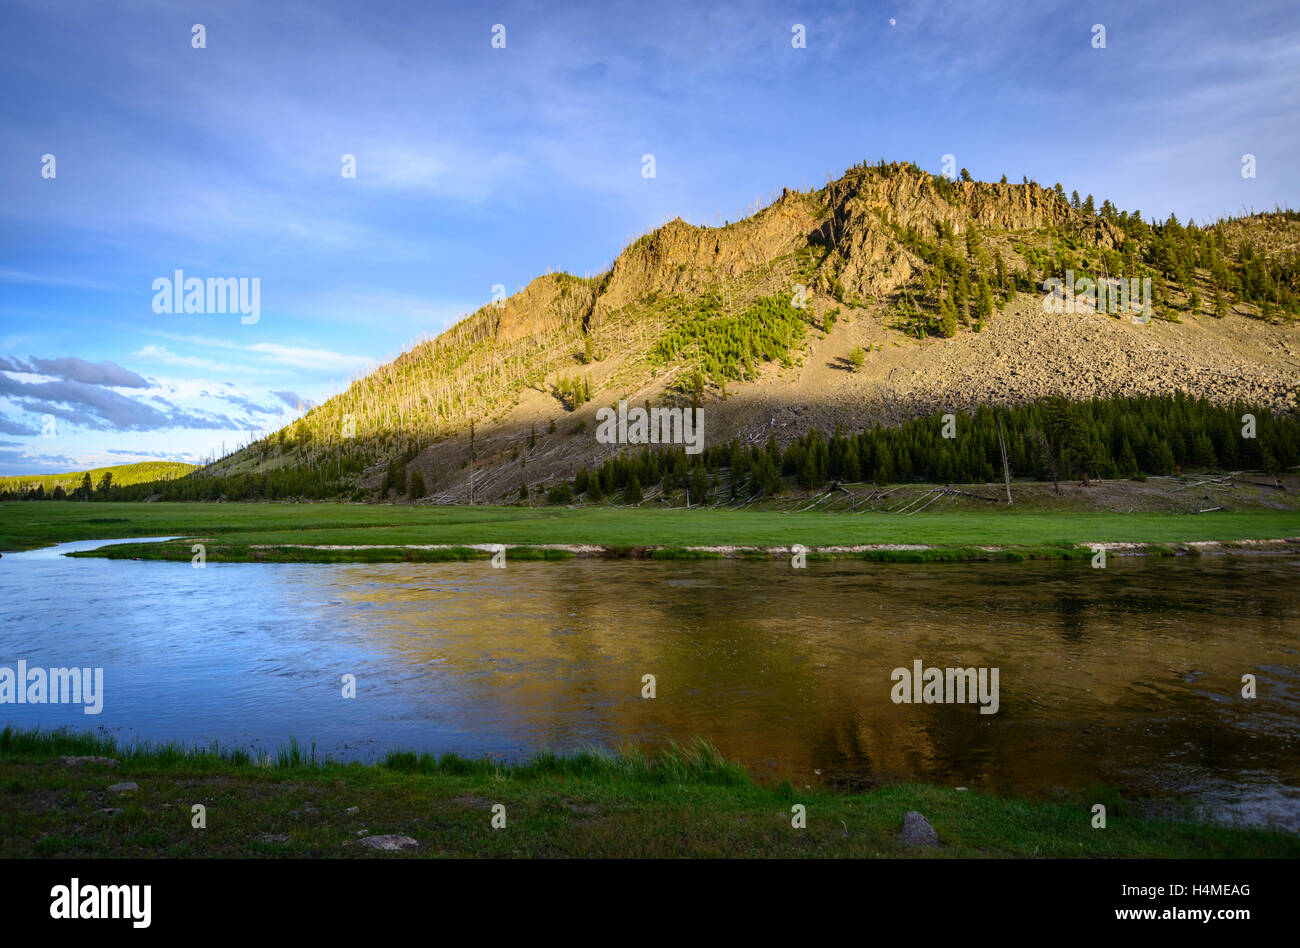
left=899, top=810, right=940, bottom=847
left=357, top=834, right=419, bottom=851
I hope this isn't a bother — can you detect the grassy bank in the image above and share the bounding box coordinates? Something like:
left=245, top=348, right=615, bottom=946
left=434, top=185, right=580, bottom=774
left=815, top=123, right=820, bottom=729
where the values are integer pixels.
left=2, top=728, right=1295, bottom=858
left=2, top=502, right=1298, bottom=561
left=70, top=538, right=1241, bottom=564
left=66, top=543, right=581, bottom=564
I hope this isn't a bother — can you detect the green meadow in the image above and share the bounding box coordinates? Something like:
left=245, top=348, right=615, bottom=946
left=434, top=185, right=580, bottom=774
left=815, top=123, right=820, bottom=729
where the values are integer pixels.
left=2, top=501, right=1298, bottom=559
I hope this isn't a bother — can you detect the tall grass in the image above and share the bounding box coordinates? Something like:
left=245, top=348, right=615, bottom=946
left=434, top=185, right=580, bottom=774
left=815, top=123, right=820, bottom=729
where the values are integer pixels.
left=2, top=726, right=750, bottom=788
left=0, top=726, right=326, bottom=772
left=384, top=738, right=750, bottom=787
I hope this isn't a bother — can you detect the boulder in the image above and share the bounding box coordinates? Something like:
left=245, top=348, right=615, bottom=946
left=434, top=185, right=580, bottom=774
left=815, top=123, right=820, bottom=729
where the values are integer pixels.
left=357, top=834, right=419, bottom=851
left=899, top=810, right=940, bottom=847
left=61, top=756, right=119, bottom=768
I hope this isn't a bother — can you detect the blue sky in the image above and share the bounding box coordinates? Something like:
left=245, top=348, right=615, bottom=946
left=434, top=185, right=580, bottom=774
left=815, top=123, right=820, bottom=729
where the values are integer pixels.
left=1, top=0, right=1296, bottom=474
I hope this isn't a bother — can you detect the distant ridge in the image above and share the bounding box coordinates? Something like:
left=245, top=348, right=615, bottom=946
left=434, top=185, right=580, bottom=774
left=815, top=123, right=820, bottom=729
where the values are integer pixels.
left=0, top=461, right=197, bottom=495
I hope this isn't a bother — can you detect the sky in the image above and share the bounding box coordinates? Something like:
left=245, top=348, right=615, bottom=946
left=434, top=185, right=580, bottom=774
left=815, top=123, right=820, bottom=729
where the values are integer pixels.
left=1, top=0, right=1297, bottom=475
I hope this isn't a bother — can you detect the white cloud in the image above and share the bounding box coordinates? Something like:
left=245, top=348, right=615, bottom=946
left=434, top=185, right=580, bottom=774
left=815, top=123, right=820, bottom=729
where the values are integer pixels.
left=244, top=342, right=374, bottom=373
left=131, top=330, right=374, bottom=373
left=131, top=344, right=273, bottom=375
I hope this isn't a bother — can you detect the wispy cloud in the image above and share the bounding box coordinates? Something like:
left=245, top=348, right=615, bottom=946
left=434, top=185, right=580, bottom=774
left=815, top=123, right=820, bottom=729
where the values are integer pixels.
left=131, top=331, right=373, bottom=373
left=131, top=343, right=273, bottom=375
left=19, top=356, right=150, bottom=388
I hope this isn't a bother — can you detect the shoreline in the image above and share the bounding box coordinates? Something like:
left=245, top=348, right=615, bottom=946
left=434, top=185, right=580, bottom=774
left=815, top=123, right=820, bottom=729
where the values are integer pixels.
left=6, top=501, right=1299, bottom=564
left=2, top=727, right=1295, bottom=858
left=66, top=536, right=1300, bottom=564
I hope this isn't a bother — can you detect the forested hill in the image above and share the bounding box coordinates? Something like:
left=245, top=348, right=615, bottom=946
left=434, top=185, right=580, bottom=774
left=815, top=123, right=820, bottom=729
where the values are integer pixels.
left=35, top=161, right=1300, bottom=504
left=0, top=461, right=195, bottom=499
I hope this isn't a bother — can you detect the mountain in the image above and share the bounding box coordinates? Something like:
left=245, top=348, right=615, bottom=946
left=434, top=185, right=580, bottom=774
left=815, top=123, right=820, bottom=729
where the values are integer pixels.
left=206, top=161, right=1299, bottom=503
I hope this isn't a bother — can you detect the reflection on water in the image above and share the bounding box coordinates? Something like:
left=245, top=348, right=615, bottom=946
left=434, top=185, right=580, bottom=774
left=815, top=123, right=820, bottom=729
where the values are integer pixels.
left=1, top=540, right=1297, bottom=829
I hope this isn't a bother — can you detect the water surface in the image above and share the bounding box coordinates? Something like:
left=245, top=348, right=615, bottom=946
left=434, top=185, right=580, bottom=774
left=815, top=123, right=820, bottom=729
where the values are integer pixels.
left=2, top=539, right=1296, bottom=829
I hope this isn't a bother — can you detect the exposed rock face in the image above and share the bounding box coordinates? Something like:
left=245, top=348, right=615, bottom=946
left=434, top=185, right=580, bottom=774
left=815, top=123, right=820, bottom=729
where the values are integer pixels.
left=820, top=174, right=1121, bottom=302
left=496, top=273, right=596, bottom=343
left=582, top=168, right=1124, bottom=332
left=592, top=202, right=817, bottom=326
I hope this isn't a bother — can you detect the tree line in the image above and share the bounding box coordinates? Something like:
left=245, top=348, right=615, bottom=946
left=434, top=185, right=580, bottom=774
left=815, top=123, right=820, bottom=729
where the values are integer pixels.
left=6, top=393, right=1294, bottom=505
left=559, top=393, right=1299, bottom=505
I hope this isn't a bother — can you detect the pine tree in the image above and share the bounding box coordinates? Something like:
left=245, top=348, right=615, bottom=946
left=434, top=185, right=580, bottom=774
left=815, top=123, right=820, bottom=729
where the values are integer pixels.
left=1193, top=433, right=1217, bottom=469
left=1212, top=283, right=1228, bottom=318
left=939, top=298, right=958, bottom=337
left=690, top=465, right=708, bottom=503
left=1153, top=440, right=1177, bottom=476
left=623, top=473, right=642, bottom=505
left=1119, top=438, right=1139, bottom=477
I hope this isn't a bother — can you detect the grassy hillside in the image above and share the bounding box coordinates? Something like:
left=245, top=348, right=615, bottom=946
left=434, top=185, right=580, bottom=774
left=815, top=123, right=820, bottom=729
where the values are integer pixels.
left=190, top=160, right=1296, bottom=504
left=0, top=461, right=195, bottom=497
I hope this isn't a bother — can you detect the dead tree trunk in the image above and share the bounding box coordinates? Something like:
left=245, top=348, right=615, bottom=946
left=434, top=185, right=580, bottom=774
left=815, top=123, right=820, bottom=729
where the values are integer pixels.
left=997, top=419, right=1013, bottom=505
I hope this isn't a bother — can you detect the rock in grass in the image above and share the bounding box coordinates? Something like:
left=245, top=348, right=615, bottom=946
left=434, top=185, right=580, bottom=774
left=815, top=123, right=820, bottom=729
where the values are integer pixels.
left=257, top=834, right=289, bottom=844
left=97, top=808, right=124, bottom=817
left=357, top=834, right=418, bottom=851
left=899, top=811, right=940, bottom=847
left=106, top=782, right=139, bottom=793
left=61, top=756, right=119, bottom=768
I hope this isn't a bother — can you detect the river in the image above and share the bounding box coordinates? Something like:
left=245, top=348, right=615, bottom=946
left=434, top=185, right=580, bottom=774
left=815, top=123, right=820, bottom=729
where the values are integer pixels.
left=2, top=539, right=1296, bottom=829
